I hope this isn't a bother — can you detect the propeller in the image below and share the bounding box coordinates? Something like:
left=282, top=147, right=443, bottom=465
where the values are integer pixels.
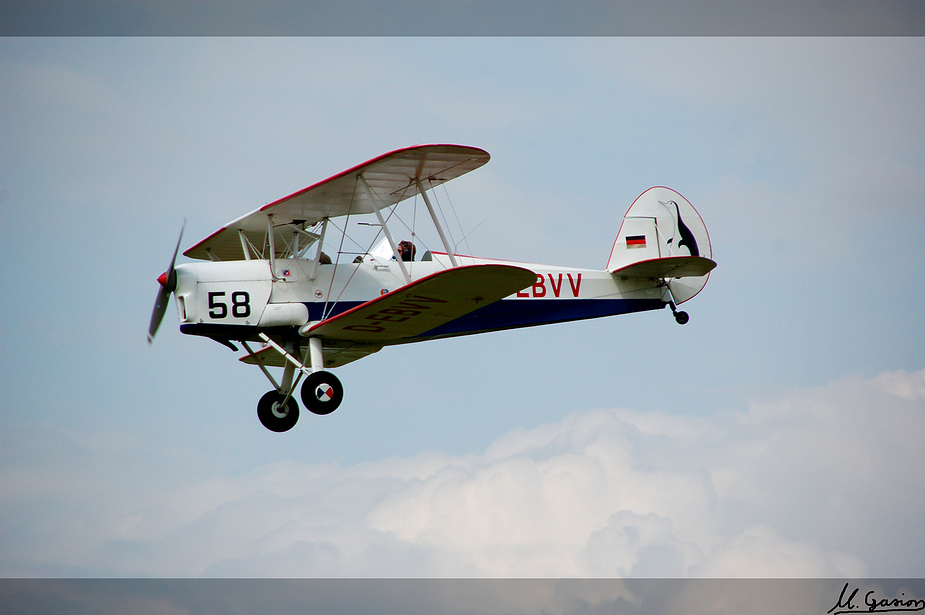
left=147, top=220, right=186, bottom=344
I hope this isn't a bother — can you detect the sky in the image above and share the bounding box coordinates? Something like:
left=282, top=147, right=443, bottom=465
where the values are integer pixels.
left=1, top=35, right=924, bottom=586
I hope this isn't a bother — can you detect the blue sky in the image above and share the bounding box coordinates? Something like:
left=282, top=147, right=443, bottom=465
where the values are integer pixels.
left=1, top=37, right=924, bottom=579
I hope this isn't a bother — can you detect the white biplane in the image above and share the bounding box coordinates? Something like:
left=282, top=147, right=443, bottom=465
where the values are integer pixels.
left=148, top=144, right=716, bottom=432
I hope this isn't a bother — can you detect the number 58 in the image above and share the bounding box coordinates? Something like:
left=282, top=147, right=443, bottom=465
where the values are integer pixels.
left=208, top=291, right=250, bottom=319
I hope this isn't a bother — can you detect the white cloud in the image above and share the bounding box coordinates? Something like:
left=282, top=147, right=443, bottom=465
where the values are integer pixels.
left=692, top=524, right=861, bottom=577
left=5, top=368, right=923, bottom=577
left=873, top=368, right=925, bottom=400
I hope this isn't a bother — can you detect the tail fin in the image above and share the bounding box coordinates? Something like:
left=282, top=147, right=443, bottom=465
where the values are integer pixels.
left=607, top=187, right=715, bottom=304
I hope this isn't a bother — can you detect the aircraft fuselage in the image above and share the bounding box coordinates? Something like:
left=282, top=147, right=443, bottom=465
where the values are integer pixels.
left=174, top=252, right=668, bottom=346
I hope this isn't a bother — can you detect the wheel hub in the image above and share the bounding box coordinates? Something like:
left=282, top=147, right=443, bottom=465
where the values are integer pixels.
left=271, top=401, right=289, bottom=419
left=315, top=383, right=334, bottom=402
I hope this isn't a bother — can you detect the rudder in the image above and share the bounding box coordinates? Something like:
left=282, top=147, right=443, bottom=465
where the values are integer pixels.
left=607, top=187, right=714, bottom=304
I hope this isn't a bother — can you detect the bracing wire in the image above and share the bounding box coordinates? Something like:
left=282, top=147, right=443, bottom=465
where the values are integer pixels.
left=324, top=217, right=371, bottom=256
left=441, top=181, right=473, bottom=257
left=323, top=207, right=352, bottom=321
left=383, top=198, right=436, bottom=259
left=427, top=179, right=460, bottom=256
left=317, top=177, right=474, bottom=321
left=322, top=198, right=415, bottom=320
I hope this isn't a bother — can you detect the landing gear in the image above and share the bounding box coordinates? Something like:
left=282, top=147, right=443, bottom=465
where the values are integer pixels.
left=244, top=334, right=344, bottom=432
left=301, top=371, right=344, bottom=415
left=257, top=390, right=300, bottom=432
left=668, top=301, right=690, bottom=325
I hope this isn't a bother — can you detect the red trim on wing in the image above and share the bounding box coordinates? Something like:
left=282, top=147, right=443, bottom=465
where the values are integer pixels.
left=186, top=144, right=489, bottom=257
left=256, top=144, right=488, bottom=215
left=306, top=264, right=514, bottom=333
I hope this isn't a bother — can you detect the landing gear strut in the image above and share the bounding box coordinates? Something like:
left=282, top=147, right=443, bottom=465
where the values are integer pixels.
left=669, top=301, right=690, bottom=325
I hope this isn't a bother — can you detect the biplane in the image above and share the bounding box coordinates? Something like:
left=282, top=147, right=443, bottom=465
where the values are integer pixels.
left=148, top=144, right=716, bottom=432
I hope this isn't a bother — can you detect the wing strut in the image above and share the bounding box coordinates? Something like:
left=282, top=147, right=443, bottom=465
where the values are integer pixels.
left=238, top=230, right=252, bottom=260
left=267, top=214, right=281, bottom=280
left=416, top=178, right=459, bottom=268
left=310, top=218, right=328, bottom=280
left=357, top=174, right=412, bottom=285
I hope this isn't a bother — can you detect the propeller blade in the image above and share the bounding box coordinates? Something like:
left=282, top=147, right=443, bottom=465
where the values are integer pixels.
left=147, top=220, right=186, bottom=344
left=147, top=285, right=172, bottom=343
left=165, top=219, right=186, bottom=285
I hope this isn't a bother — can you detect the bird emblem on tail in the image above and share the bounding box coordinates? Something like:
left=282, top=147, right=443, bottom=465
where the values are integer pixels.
left=662, top=200, right=700, bottom=257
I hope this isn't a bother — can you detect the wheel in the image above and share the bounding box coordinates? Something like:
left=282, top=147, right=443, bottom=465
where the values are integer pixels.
left=257, top=390, right=300, bottom=432
left=301, top=371, right=344, bottom=415
left=674, top=310, right=690, bottom=325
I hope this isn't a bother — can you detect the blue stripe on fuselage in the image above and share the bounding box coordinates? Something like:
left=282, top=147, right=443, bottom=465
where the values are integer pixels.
left=306, top=301, right=364, bottom=322
left=417, top=297, right=666, bottom=339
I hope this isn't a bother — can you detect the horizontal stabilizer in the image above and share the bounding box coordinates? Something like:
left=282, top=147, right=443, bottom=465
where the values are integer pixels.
left=305, top=264, right=536, bottom=342
left=612, top=256, right=716, bottom=280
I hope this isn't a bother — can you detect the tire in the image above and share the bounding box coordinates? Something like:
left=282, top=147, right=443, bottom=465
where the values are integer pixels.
left=257, top=390, right=300, bottom=432
left=301, top=371, right=344, bottom=415
left=674, top=310, right=690, bottom=325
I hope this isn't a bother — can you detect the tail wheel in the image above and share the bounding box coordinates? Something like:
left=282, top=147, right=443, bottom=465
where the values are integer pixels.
left=301, top=371, right=344, bottom=415
left=257, top=390, right=300, bottom=432
left=668, top=300, right=690, bottom=325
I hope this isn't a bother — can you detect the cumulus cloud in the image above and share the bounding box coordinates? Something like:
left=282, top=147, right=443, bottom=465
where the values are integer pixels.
left=3, top=369, right=923, bottom=577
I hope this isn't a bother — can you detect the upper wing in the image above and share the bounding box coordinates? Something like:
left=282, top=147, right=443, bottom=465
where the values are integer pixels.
left=307, top=264, right=536, bottom=343
left=184, top=144, right=490, bottom=261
